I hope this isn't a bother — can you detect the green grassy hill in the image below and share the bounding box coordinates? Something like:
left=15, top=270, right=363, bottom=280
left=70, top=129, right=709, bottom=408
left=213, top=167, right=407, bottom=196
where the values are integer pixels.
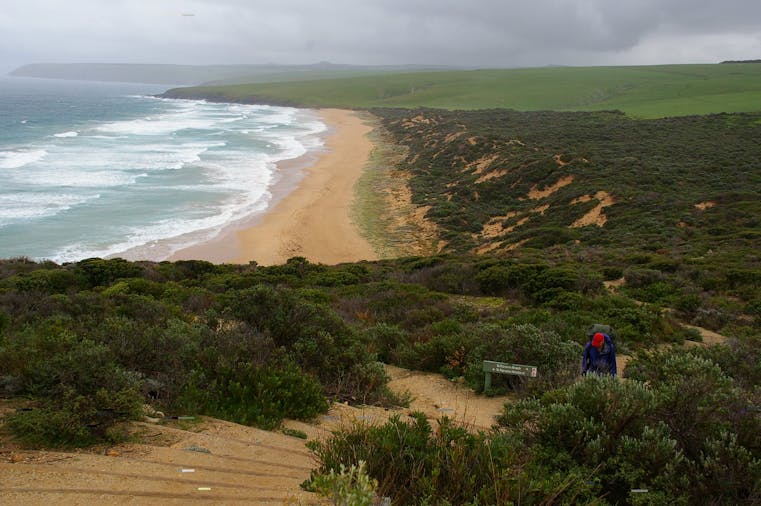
left=162, top=63, right=761, bottom=118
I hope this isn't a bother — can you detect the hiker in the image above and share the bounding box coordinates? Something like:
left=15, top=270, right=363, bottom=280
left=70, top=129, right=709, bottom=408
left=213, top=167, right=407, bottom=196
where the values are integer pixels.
left=582, top=332, right=617, bottom=376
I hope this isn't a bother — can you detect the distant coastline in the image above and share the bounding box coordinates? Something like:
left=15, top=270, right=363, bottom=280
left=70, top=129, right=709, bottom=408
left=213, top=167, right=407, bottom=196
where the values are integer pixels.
left=719, top=59, right=761, bottom=64
left=158, top=87, right=299, bottom=108
left=10, top=62, right=457, bottom=87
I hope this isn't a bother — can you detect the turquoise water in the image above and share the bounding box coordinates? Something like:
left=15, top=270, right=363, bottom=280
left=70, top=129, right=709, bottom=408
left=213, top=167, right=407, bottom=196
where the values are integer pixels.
left=0, top=77, right=325, bottom=262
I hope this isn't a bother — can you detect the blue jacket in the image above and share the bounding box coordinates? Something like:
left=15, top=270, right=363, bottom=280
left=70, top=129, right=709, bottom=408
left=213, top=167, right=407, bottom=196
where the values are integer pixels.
left=582, top=334, right=617, bottom=376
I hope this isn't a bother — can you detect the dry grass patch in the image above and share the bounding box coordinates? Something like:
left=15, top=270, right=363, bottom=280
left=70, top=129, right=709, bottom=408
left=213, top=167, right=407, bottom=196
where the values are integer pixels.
left=383, top=178, right=445, bottom=255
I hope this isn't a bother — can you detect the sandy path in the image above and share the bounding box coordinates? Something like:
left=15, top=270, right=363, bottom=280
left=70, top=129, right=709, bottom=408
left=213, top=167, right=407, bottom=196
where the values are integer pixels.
left=1, top=418, right=318, bottom=505
left=385, top=365, right=510, bottom=430
left=1, top=366, right=511, bottom=505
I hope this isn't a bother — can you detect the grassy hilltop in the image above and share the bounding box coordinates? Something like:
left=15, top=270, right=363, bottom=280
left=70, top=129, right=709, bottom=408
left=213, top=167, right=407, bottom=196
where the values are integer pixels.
left=162, top=63, right=761, bottom=117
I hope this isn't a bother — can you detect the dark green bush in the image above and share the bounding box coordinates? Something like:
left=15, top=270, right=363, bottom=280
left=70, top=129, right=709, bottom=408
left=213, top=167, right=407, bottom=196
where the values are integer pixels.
left=692, top=334, right=761, bottom=390
left=12, top=268, right=79, bottom=293
left=182, top=361, right=328, bottom=429
left=463, top=323, right=582, bottom=395
left=90, top=317, right=204, bottom=406
left=222, top=285, right=347, bottom=348
left=220, top=284, right=391, bottom=403
left=0, top=309, right=8, bottom=334
left=397, top=330, right=474, bottom=376
left=623, top=268, right=665, bottom=289
left=7, top=386, right=142, bottom=448
left=625, top=348, right=760, bottom=457
left=601, top=266, right=624, bottom=281
left=499, top=376, right=690, bottom=504
left=475, top=263, right=540, bottom=296
left=364, top=323, right=408, bottom=363
left=74, top=258, right=144, bottom=287
left=306, top=413, right=598, bottom=505
left=398, top=261, right=480, bottom=294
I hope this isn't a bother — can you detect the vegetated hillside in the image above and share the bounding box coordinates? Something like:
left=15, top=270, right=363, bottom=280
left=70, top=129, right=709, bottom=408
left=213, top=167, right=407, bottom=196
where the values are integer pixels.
left=0, top=255, right=673, bottom=445
left=370, top=107, right=761, bottom=330
left=161, top=63, right=761, bottom=117
left=2, top=255, right=756, bottom=504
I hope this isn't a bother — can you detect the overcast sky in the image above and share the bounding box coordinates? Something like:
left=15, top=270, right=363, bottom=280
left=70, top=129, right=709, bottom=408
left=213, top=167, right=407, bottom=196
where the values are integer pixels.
left=2, top=0, right=760, bottom=73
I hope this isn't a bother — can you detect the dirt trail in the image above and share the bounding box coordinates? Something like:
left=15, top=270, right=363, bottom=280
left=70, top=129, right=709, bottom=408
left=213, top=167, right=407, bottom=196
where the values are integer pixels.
left=683, top=324, right=729, bottom=346
left=1, top=366, right=511, bottom=505
left=601, top=278, right=730, bottom=376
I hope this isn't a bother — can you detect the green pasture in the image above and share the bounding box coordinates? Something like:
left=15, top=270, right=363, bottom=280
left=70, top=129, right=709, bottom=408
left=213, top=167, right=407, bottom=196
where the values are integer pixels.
left=164, top=63, right=761, bottom=118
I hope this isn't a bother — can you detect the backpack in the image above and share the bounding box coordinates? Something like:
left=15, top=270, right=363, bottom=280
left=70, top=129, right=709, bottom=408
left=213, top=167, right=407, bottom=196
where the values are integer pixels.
left=586, top=323, right=617, bottom=344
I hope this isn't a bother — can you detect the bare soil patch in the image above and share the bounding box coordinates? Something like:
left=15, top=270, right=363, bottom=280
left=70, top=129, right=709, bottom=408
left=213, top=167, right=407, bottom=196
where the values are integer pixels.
left=467, top=154, right=500, bottom=175
left=683, top=325, right=729, bottom=346
left=475, top=169, right=508, bottom=184
left=527, top=175, right=574, bottom=200
left=570, top=191, right=614, bottom=228
left=694, top=201, right=716, bottom=211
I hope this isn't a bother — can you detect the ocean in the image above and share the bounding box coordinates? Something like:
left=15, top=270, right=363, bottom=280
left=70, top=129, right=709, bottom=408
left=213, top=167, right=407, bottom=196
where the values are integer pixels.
left=0, top=77, right=326, bottom=263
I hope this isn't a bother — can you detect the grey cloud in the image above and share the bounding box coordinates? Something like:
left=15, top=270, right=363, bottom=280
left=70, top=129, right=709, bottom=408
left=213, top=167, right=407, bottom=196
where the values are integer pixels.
left=2, top=0, right=761, bottom=71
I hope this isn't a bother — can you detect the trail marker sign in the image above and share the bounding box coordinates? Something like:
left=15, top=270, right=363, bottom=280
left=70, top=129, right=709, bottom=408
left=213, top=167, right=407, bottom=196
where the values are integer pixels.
left=483, top=360, right=538, bottom=390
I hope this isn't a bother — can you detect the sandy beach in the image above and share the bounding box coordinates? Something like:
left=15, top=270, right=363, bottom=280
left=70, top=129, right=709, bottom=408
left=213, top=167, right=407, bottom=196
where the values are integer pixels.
left=171, top=108, right=378, bottom=266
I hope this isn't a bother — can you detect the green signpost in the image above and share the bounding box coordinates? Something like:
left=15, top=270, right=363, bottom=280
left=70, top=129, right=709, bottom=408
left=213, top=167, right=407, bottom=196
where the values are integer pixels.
left=483, top=360, right=538, bottom=390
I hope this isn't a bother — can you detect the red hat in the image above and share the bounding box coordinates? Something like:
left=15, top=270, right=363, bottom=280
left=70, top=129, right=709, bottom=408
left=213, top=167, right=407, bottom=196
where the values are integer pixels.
left=592, top=332, right=605, bottom=347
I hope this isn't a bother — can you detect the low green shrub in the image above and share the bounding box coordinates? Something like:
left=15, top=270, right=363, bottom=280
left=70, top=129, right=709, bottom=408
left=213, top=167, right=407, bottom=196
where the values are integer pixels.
left=310, top=461, right=378, bottom=506
left=306, top=413, right=598, bottom=505
left=74, top=258, right=144, bottom=287
left=12, top=268, right=79, bottom=293
left=693, top=334, right=761, bottom=390
left=499, top=376, right=691, bottom=504
left=182, top=361, right=328, bottom=430
left=463, top=323, right=582, bottom=395
left=7, top=386, right=142, bottom=448
left=363, top=323, right=408, bottom=363
left=625, top=347, right=760, bottom=456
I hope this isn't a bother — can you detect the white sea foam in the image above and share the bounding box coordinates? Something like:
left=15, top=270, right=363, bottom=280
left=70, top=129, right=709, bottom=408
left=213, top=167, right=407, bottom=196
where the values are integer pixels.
left=1, top=91, right=328, bottom=262
left=24, top=167, right=142, bottom=188
left=109, top=141, right=227, bottom=171
left=0, top=148, right=48, bottom=169
left=0, top=192, right=96, bottom=225
left=97, top=116, right=217, bottom=135
left=96, top=100, right=219, bottom=135
left=49, top=191, right=273, bottom=263
left=54, top=131, right=79, bottom=138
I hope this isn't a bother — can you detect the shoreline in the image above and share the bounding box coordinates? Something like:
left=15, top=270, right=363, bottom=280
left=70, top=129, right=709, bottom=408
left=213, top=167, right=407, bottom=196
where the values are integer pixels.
left=170, top=108, right=378, bottom=266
